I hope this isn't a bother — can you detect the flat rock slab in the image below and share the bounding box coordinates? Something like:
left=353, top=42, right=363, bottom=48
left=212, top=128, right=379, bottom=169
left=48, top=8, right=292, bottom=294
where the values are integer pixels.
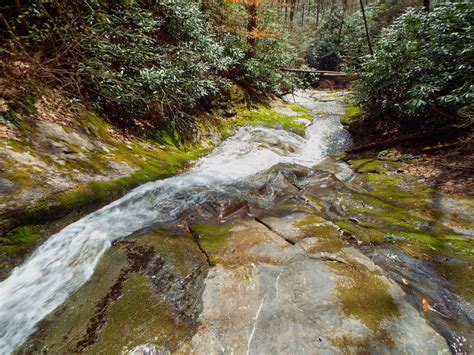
left=177, top=219, right=449, bottom=354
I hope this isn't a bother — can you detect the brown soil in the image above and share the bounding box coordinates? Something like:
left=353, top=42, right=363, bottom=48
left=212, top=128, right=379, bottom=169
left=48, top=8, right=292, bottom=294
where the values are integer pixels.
left=401, top=146, right=474, bottom=196
left=348, top=121, right=474, bottom=196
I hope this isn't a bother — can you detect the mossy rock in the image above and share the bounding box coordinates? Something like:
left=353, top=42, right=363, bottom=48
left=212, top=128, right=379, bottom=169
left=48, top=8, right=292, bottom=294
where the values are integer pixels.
left=349, top=159, right=402, bottom=174
left=135, top=231, right=207, bottom=277
left=88, top=275, right=192, bottom=354
left=340, top=104, right=362, bottom=127
left=0, top=226, right=43, bottom=256
left=235, top=105, right=307, bottom=136
left=21, top=230, right=205, bottom=353
left=193, top=223, right=233, bottom=259
left=333, top=168, right=474, bottom=304
left=332, top=260, right=399, bottom=332
left=294, top=215, right=344, bottom=254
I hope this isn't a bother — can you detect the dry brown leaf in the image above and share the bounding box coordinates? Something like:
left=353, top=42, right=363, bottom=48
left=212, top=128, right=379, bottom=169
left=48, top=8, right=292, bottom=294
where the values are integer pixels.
left=422, top=297, right=430, bottom=312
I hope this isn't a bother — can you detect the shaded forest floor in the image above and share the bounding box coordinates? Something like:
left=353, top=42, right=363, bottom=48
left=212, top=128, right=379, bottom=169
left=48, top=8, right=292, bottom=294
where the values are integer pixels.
left=348, top=142, right=474, bottom=196
left=343, top=101, right=473, bottom=196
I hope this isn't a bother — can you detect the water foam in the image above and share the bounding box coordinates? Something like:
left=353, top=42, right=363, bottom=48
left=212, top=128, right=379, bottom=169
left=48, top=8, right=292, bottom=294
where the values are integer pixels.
left=0, top=97, right=350, bottom=353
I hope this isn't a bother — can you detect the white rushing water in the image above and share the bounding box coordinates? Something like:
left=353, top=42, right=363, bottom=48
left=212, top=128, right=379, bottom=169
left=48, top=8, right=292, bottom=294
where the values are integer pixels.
left=0, top=95, right=350, bottom=353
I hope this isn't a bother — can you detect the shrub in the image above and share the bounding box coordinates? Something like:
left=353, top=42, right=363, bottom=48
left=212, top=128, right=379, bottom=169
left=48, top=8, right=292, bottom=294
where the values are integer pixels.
left=214, top=3, right=299, bottom=95
left=355, top=3, right=474, bottom=128
left=2, top=0, right=298, bottom=134
left=79, top=1, right=233, bottom=131
left=305, top=1, right=416, bottom=72
left=305, top=9, right=345, bottom=71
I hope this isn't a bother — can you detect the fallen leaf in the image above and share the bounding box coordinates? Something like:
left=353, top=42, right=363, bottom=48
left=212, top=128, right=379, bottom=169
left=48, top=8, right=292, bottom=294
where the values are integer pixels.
left=422, top=297, right=430, bottom=312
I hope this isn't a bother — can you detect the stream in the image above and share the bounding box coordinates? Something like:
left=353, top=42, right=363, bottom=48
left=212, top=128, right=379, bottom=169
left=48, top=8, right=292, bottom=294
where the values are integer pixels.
left=1, top=92, right=473, bottom=354
left=0, top=93, right=351, bottom=354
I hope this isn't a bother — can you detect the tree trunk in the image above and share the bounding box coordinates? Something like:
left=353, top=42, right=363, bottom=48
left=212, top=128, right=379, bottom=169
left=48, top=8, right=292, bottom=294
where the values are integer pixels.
left=423, top=0, right=430, bottom=12
left=14, top=0, right=22, bottom=13
left=246, top=3, right=258, bottom=58
left=301, top=0, right=305, bottom=25
left=337, top=11, right=345, bottom=45
left=289, top=0, right=296, bottom=23
left=359, top=0, right=373, bottom=55
left=316, top=0, right=320, bottom=27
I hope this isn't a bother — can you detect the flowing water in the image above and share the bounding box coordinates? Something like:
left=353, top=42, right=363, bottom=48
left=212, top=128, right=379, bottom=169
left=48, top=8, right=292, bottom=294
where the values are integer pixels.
left=0, top=95, right=351, bottom=353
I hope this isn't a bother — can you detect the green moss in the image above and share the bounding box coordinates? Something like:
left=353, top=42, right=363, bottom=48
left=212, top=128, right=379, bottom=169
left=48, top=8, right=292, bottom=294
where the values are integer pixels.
left=349, top=159, right=402, bottom=174
left=335, top=169, right=474, bottom=303
left=434, top=260, right=474, bottom=305
left=136, top=232, right=205, bottom=277
left=22, top=156, right=191, bottom=227
left=335, top=220, right=386, bottom=243
left=5, top=168, right=34, bottom=189
left=287, top=103, right=309, bottom=113
left=332, top=261, right=399, bottom=332
left=235, top=106, right=306, bottom=136
left=354, top=173, right=434, bottom=209
left=294, top=215, right=344, bottom=253
left=0, top=226, right=43, bottom=256
left=228, top=85, right=247, bottom=104
left=217, top=119, right=234, bottom=140
left=332, top=152, right=347, bottom=161
left=5, top=139, right=27, bottom=153
left=90, top=275, right=192, bottom=354
left=340, top=104, right=361, bottom=127
left=331, top=328, right=395, bottom=354
left=193, top=223, right=233, bottom=256
left=79, top=113, right=115, bottom=145
left=337, top=191, right=474, bottom=304
left=153, top=128, right=184, bottom=149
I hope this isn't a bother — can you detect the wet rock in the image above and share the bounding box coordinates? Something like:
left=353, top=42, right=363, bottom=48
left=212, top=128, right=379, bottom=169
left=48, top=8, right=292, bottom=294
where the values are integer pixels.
left=108, top=161, right=134, bottom=175
left=0, top=178, right=18, bottom=194
left=5, top=92, right=472, bottom=355
left=177, top=219, right=449, bottom=354
left=36, top=121, right=95, bottom=151
left=146, top=255, right=208, bottom=326
left=128, top=344, right=171, bottom=355
left=21, top=231, right=208, bottom=354
left=361, top=245, right=474, bottom=354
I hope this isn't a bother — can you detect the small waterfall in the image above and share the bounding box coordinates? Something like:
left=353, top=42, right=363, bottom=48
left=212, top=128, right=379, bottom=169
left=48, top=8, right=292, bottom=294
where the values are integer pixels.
left=0, top=96, right=351, bottom=354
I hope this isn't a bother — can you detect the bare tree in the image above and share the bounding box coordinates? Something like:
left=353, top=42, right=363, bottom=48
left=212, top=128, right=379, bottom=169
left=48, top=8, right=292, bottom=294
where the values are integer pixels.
left=359, top=0, right=373, bottom=55
left=315, top=0, right=321, bottom=27
left=289, top=0, right=296, bottom=23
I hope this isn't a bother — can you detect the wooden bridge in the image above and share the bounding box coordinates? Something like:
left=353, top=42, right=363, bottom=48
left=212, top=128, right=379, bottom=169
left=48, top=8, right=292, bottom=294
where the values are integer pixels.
left=280, top=68, right=357, bottom=81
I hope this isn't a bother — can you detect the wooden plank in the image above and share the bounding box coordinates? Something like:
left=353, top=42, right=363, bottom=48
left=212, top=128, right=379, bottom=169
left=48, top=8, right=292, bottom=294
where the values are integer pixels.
left=279, top=68, right=357, bottom=80
left=280, top=68, right=348, bottom=75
